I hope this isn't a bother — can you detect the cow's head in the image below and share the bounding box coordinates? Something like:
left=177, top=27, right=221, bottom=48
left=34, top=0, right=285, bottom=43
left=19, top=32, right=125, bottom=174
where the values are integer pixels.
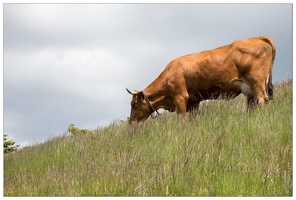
left=126, top=88, right=151, bottom=123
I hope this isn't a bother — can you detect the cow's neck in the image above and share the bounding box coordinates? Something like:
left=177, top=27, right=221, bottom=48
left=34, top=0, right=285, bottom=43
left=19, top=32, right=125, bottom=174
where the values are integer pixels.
left=144, top=78, right=168, bottom=112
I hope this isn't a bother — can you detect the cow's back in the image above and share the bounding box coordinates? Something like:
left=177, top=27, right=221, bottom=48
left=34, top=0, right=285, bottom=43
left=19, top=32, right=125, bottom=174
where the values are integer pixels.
left=165, top=43, right=235, bottom=90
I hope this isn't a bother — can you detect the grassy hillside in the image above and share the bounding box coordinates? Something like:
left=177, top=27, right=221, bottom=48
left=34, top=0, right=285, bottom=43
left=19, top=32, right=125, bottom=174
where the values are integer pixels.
left=4, top=79, right=292, bottom=196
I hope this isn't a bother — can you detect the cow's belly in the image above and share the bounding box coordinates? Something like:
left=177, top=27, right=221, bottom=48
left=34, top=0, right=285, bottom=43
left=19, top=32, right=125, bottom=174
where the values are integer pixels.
left=188, top=84, right=242, bottom=102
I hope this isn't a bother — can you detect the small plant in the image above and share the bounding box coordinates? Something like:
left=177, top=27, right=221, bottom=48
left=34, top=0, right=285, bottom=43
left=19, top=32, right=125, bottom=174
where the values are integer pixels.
left=67, top=124, right=90, bottom=136
left=4, top=134, right=19, bottom=153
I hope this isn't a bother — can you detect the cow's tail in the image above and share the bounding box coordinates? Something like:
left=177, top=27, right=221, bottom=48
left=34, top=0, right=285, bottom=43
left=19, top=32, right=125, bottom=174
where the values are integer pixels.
left=258, top=36, right=276, bottom=100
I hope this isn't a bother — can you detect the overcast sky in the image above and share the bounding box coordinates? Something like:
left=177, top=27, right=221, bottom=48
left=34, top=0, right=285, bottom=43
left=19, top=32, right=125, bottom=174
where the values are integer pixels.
left=3, top=3, right=293, bottom=147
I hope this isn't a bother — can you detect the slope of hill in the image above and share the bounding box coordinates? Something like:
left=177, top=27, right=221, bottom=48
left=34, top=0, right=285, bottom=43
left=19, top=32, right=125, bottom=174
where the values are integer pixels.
left=4, top=79, right=292, bottom=196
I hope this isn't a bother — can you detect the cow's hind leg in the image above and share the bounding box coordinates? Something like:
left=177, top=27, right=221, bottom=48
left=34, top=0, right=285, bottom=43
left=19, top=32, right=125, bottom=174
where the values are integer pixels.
left=241, top=78, right=269, bottom=109
left=245, top=60, right=271, bottom=107
left=246, top=95, right=258, bottom=109
left=245, top=82, right=269, bottom=108
left=253, top=83, right=269, bottom=104
left=267, top=75, right=274, bottom=100
left=233, top=80, right=263, bottom=109
left=247, top=73, right=270, bottom=106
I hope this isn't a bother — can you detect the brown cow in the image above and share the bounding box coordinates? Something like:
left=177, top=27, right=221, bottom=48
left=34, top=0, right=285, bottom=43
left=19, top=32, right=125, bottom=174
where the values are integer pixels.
left=127, top=36, right=276, bottom=123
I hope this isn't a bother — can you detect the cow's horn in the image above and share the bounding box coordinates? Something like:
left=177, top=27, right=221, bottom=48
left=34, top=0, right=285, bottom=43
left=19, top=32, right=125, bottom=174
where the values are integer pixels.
left=126, top=88, right=138, bottom=95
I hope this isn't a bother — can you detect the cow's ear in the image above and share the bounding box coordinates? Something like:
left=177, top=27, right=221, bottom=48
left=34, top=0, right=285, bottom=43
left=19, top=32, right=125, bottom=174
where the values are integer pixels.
left=138, top=91, right=144, bottom=100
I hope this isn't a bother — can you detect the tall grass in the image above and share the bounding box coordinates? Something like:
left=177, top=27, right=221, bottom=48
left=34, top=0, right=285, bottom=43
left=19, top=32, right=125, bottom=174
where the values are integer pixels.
left=4, top=79, right=292, bottom=196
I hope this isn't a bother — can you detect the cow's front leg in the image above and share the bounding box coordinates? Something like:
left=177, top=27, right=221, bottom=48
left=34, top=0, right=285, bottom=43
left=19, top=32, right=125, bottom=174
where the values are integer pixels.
left=174, top=94, right=189, bottom=114
left=187, top=101, right=200, bottom=112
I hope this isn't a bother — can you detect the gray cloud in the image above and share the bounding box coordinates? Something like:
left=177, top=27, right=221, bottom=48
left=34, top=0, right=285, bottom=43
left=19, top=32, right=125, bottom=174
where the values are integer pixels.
left=4, top=3, right=292, bottom=146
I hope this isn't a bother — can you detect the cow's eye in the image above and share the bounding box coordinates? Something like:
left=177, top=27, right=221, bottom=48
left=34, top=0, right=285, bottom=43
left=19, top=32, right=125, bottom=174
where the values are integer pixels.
left=131, top=103, right=137, bottom=109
